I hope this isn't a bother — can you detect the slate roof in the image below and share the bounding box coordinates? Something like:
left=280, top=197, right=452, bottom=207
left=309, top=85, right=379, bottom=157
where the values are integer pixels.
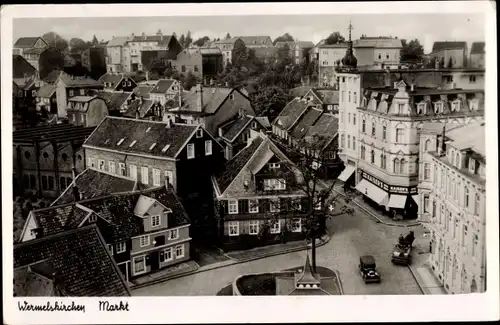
left=222, top=115, right=253, bottom=142
left=60, top=74, right=102, bottom=87
left=14, top=265, right=58, bottom=296
left=133, top=85, right=154, bottom=98
left=354, top=37, right=403, bottom=48
left=215, top=137, right=263, bottom=194
left=177, top=87, right=233, bottom=115
left=29, top=204, right=89, bottom=237
left=106, top=36, right=131, bottom=47
left=432, top=41, right=467, bottom=52
left=83, top=116, right=197, bottom=159
left=52, top=167, right=147, bottom=206
left=290, top=86, right=313, bottom=98
left=312, top=89, right=339, bottom=105
left=236, top=36, right=272, bottom=46
left=272, top=98, right=310, bottom=130
left=13, top=124, right=95, bottom=143
left=14, top=37, right=44, bottom=48
left=290, top=107, right=323, bottom=139
left=470, top=42, right=485, bottom=54
left=255, top=116, right=271, bottom=128
left=130, top=35, right=173, bottom=46
left=306, top=113, right=338, bottom=139
left=150, top=79, right=176, bottom=94
left=13, top=77, right=35, bottom=90
left=98, top=73, right=124, bottom=88
left=97, top=91, right=131, bottom=111
left=36, top=83, right=56, bottom=98
left=14, top=225, right=130, bottom=297
left=123, top=98, right=154, bottom=118
left=43, top=70, right=65, bottom=84
left=13, top=55, right=37, bottom=79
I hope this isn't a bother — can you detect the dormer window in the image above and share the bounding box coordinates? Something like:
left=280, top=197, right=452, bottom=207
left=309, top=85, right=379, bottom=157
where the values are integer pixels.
left=129, top=140, right=137, bottom=147
left=229, top=94, right=235, bottom=100
left=452, top=101, right=460, bottom=112
left=117, top=138, right=125, bottom=146
left=434, top=102, right=443, bottom=114
left=149, top=143, right=156, bottom=150
left=269, top=163, right=280, bottom=169
left=161, top=144, right=171, bottom=153
left=89, top=214, right=97, bottom=223
left=398, top=103, right=405, bottom=114
left=146, top=127, right=151, bottom=133
left=151, top=215, right=160, bottom=227
left=417, top=103, right=425, bottom=115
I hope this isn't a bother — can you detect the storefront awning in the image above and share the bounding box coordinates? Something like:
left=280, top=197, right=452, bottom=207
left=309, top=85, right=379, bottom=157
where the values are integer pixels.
left=337, top=165, right=356, bottom=182
left=387, top=195, right=408, bottom=209
left=355, top=179, right=389, bottom=205
left=411, top=195, right=419, bottom=208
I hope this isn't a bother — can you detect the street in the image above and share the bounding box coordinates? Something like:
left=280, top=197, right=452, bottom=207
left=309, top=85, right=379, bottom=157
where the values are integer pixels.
left=132, top=197, right=427, bottom=296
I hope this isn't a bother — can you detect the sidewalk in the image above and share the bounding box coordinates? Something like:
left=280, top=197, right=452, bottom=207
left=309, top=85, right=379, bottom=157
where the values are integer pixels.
left=130, top=260, right=200, bottom=289
left=408, top=263, right=447, bottom=295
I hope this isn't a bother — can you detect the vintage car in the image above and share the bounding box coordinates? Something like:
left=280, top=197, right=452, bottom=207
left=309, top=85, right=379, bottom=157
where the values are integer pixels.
left=391, top=243, right=412, bottom=265
left=358, top=255, right=381, bottom=284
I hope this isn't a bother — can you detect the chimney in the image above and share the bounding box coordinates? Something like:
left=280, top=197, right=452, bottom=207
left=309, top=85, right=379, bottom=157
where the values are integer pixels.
left=145, top=71, right=149, bottom=81
left=410, top=84, right=415, bottom=92
left=195, top=83, right=203, bottom=112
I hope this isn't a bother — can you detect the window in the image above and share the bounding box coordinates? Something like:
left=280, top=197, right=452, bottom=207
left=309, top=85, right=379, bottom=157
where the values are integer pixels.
left=340, top=134, right=344, bottom=148
left=424, top=163, right=431, bottom=180
left=269, top=199, right=280, bottom=212
left=161, top=248, right=173, bottom=262
left=474, top=193, right=480, bottom=215
left=380, top=153, right=387, bottom=169
left=360, top=146, right=366, bottom=160
left=371, top=123, right=376, bottom=136
left=79, top=89, right=85, bottom=96
left=30, top=175, right=36, bottom=190
left=424, top=139, right=431, bottom=152
left=348, top=113, right=351, bottom=123
left=465, top=187, right=469, bottom=208
left=69, top=89, right=74, bottom=97
left=424, top=195, right=430, bottom=213
left=417, top=103, right=425, bottom=115
left=462, top=225, right=468, bottom=247
left=108, top=161, right=116, bottom=174
left=116, top=242, right=126, bottom=254
left=119, top=163, right=126, bottom=176
left=141, top=166, right=149, bottom=184
left=347, top=135, right=351, bottom=149
left=249, top=221, right=259, bottom=235
left=348, top=91, right=351, bottom=103
left=133, top=256, right=146, bottom=274
left=48, top=176, right=54, bottom=190
left=472, top=234, right=479, bottom=257
left=264, top=178, right=286, bottom=190
left=396, top=128, right=404, bottom=143
left=98, top=159, right=105, bottom=170
left=352, top=137, right=356, bottom=150
left=248, top=199, right=259, bottom=213
left=353, top=114, right=356, bottom=125
left=398, top=103, right=404, bottom=114
left=139, top=235, right=150, bottom=247
left=270, top=220, right=281, bottom=234
left=153, top=168, right=161, bottom=186
left=169, top=229, right=179, bottom=240
left=435, top=102, right=443, bottom=113
left=353, top=92, right=357, bottom=104
left=165, top=170, right=173, bottom=185
left=393, top=159, right=400, bottom=174
left=181, top=65, right=186, bottom=72
left=187, top=144, right=195, bottom=159
left=469, top=75, right=476, bottom=83
left=269, top=163, right=280, bottom=169
left=229, top=221, right=239, bottom=236
left=129, top=164, right=137, bottom=180
left=370, top=149, right=375, bottom=164
left=228, top=200, right=238, bottom=214
left=151, top=215, right=160, bottom=227
left=291, top=219, right=302, bottom=233
left=196, top=129, right=203, bottom=138
left=205, top=140, right=212, bottom=156
left=452, top=101, right=460, bottom=112
left=382, top=126, right=387, bottom=140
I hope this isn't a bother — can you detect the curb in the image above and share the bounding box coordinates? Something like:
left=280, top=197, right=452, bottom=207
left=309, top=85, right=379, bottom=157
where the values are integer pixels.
left=332, top=188, right=421, bottom=228
left=333, top=269, right=344, bottom=295
left=131, top=235, right=332, bottom=291
left=407, top=265, right=426, bottom=295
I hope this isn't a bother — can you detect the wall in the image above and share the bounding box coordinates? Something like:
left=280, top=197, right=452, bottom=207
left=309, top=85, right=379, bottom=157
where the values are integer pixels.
left=131, top=225, right=189, bottom=252
left=372, top=48, right=400, bottom=65
left=469, top=53, right=485, bottom=68
left=55, top=79, right=68, bottom=118
left=86, top=98, right=109, bottom=127
left=173, top=50, right=203, bottom=80
left=430, top=49, right=467, bottom=68
left=354, top=48, right=375, bottom=66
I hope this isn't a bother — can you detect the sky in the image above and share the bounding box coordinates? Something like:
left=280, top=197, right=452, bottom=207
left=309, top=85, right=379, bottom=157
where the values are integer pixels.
left=13, top=13, right=485, bottom=53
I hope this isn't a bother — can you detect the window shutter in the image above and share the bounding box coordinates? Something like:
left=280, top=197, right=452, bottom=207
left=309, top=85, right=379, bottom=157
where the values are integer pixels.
left=221, top=201, right=228, bottom=215
left=238, top=200, right=243, bottom=214
left=242, top=200, right=249, bottom=214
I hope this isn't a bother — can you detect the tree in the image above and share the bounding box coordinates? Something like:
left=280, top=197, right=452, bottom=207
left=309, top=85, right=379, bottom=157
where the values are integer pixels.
left=183, top=71, right=199, bottom=90
left=324, top=32, right=345, bottom=45
left=91, top=34, right=99, bottom=46
left=400, top=38, right=425, bottom=63
left=225, top=32, right=231, bottom=40
left=276, top=43, right=293, bottom=65
left=255, top=135, right=353, bottom=271
left=69, top=38, right=88, bottom=53
left=273, top=33, right=295, bottom=45
left=185, top=31, right=193, bottom=48
left=193, top=36, right=211, bottom=47
left=250, top=85, right=290, bottom=119
left=42, top=32, right=68, bottom=51
left=38, top=47, right=65, bottom=79
left=178, top=34, right=185, bottom=47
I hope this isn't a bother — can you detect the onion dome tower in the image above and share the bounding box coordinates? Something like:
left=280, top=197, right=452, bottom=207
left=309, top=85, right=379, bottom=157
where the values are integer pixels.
left=341, top=21, right=358, bottom=71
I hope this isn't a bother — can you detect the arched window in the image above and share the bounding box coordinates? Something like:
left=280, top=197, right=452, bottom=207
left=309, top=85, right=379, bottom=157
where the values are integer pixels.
left=370, top=149, right=375, bottom=164
left=362, top=119, right=366, bottom=133
left=393, top=158, right=400, bottom=174
left=424, top=139, right=431, bottom=152
left=400, top=159, right=407, bottom=174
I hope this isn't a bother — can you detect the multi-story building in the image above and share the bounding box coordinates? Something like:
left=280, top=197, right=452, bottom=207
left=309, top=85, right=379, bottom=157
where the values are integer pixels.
left=469, top=42, right=485, bottom=68
left=275, top=41, right=314, bottom=64
left=218, top=114, right=270, bottom=159
left=35, top=83, right=57, bottom=115
left=19, top=186, right=191, bottom=282
left=418, top=122, right=485, bottom=294
left=209, top=37, right=246, bottom=66
left=172, top=48, right=223, bottom=82
left=82, top=116, right=225, bottom=197
left=336, top=24, right=485, bottom=218
left=13, top=124, right=94, bottom=198
left=166, top=83, right=255, bottom=137
left=55, top=73, right=103, bottom=119
left=66, top=95, right=109, bottom=127
left=211, top=132, right=308, bottom=251
left=105, top=36, right=131, bottom=73
left=149, top=79, right=182, bottom=106
left=96, top=91, right=133, bottom=116
left=13, top=37, right=49, bottom=70
left=98, top=72, right=138, bottom=92
left=429, top=41, right=468, bottom=69
left=235, top=36, right=273, bottom=48
left=81, top=46, right=107, bottom=79
left=318, top=43, right=347, bottom=88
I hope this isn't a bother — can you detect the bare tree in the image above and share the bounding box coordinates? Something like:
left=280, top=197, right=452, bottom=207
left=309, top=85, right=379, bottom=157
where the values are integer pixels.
left=252, top=134, right=353, bottom=271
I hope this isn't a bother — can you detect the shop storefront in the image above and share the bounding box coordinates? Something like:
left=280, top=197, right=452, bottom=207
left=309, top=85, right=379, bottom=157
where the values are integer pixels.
left=355, top=170, right=419, bottom=219
left=337, top=160, right=356, bottom=191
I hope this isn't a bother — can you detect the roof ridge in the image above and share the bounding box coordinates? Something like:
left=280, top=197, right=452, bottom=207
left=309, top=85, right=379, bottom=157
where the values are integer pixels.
left=14, top=224, right=98, bottom=249
left=104, top=115, right=197, bottom=127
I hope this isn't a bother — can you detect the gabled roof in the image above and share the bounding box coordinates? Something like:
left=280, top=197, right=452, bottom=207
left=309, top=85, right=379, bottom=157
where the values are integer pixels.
left=43, top=70, right=66, bottom=84
left=432, top=41, right=467, bottom=52
left=296, top=41, right=314, bottom=48
left=133, top=85, right=154, bottom=98
left=13, top=77, right=35, bottom=90
left=470, top=42, right=485, bottom=54
left=51, top=167, right=148, bottom=206
left=60, top=74, right=102, bottom=88
left=305, top=113, right=338, bottom=141
left=14, top=37, right=46, bottom=48
left=213, top=37, right=241, bottom=45
left=311, top=89, right=339, bottom=105
left=150, top=79, right=176, bottom=94
left=290, top=107, right=323, bottom=140
left=36, top=83, right=56, bottom=98
left=123, top=98, right=155, bottom=118
left=97, top=91, right=132, bottom=111
left=129, top=35, right=173, bottom=46
left=83, top=116, right=198, bottom=159
left=99, top=73, right=124, bottom=88
left=68, top=95, right=97, bottom=103
left=13, top=55, right=37, bottom=79
left=272, top=97, right=310, bottom=130
left=177, top=87, right=234, bottom=115
left=236, top=36, right=272, bottom=46
left=106, top=36, right=132, bottom=47
left=14, top=225, right=130, bottom=296
left=290, top=86, right=313, bottom=98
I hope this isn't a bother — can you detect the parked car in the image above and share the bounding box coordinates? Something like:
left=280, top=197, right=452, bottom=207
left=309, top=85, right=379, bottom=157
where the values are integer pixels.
left=359, top=255, right=381, bottom=284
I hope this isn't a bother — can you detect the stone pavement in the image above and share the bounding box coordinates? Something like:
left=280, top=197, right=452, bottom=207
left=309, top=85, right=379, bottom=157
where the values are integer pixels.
left=130, top=260, right=200, bottom=289
left=408, top=263, right=447, bottom=295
